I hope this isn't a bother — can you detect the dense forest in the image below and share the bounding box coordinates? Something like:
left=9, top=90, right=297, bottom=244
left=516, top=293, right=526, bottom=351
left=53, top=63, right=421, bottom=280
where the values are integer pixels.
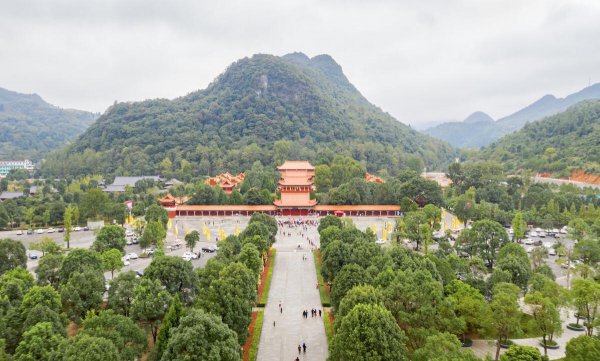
left=41, top=53, right=455, bottom=178
left=0, top=88, right=98, bottom=160
left=478, top=100, right=600, bottom=176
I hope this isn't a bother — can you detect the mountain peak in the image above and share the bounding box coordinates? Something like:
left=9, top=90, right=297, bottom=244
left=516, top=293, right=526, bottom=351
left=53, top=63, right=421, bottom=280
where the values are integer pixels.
left=463, top=111, right=494, bottom=124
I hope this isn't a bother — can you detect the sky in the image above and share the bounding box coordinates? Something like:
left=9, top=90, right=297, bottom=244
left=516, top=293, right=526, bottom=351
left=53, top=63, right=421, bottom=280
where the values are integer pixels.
left=2, top=0, right=600, bottom=127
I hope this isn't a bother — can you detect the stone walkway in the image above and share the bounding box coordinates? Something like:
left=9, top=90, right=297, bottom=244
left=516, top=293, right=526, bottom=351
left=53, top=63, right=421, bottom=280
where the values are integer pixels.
left=256, top=220, right=328, bottom=361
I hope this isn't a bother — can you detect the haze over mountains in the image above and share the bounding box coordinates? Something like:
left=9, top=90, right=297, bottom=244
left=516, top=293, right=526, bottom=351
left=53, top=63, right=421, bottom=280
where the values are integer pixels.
left=425, top=83, right=600, bottom=148
left=0, top=87, right=98, bottom=160
left=41, top=52, right=456, bottom=178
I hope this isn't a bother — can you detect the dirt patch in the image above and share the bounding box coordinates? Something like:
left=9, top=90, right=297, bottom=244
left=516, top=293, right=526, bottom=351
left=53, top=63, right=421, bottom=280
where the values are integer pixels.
left=66, top=321, right=79, bottom=337
left=569, top=169, right=600, bottom=185
left=242, top=311, right=259, bottom=361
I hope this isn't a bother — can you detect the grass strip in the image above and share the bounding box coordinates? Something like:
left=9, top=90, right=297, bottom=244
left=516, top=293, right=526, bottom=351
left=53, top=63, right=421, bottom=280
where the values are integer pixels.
left=258, top=249, right=276, bottom=306
left=323, top=309, right=334, bottom=344
left=247, top=310, right=264, bottom=361
left=313, top=249, right=330, bottom=306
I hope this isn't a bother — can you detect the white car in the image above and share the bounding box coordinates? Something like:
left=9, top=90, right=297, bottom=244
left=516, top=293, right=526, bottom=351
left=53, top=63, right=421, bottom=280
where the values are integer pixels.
left=548, top=248, right=557, bottom=256
left=529, top=231, right=538, bottom=237
left=122, top=254, right=130, bottom=261
left=126, top=239, right=133, bottom=246
left=16, top=230, right=23, bottom=235
left=35, top=229, right=44, bottom=234
left=73, top=226, right=82, bottom=231
left=47, top=228, right=56, bottom=233
left=376, top=239, right=386, bottom=245
left=127, top=253, right=138, bottom=260
left=524, top=238, right=534, bottom=245
left=182, top=252, right=198, bottom=260
left=125, top=230, right=134, bottom=237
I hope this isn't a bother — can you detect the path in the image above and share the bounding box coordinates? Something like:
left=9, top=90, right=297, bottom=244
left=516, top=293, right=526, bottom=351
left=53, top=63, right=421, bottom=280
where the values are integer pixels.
left=256, top=219, right=328, bottom=361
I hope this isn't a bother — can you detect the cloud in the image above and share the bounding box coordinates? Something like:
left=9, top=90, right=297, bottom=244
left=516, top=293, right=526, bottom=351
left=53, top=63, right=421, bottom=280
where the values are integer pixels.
left=1, top=0, right=599, bottom=125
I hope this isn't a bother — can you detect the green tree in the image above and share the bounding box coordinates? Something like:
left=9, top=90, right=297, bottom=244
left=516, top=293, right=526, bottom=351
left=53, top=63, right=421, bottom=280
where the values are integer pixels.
left=60, top=334, right=120, bottom=361
left=315, top=164, right=333, bottom=192
left=161, top=309, right=241, bottom=361
left=22, top=304, right=66, bottom=338
left=20, top=285, right=62, bottom=316
left=81, top=188, right=109, bottom=220
left=145, top=204, right=169, bottom=228
left=35, top=253, right=64, bottom=288
left=330, top=264, right=372, bottom=311
left=131, top=278, right=172, bottom=343
left=93, top=225, right=127, bottom=253
left=335, top=284, right=384, bottom=327
left=574, top=238, right=600, bottom=266
left=318, top=215, right=343, bottom=233
left=61, top=270, right=105, bottom=322
left=184, top=230, right=200, bottom=253
left=524, top=292, right=562, bottom=356
left=413, top=332, right=481, bottom=361
left=144, top=255, right=197, bottom=302
left=470, top=220, right=509, bottom=268
left=101, top=249, right=124, bottom=279
left=320, top=239, right=351, bottom=281
left=13, top=322, right=64, bottom=361
left=319, top=225, right=342, bottom=250
left=81, top=310, right=147, bottom=361
left=329, top=303, right=408, bottom=361
left=511, top=211, right=526, bottom=241
left=107, top=271, right=139, bottom=317
left=141, top=220, right=166, bottom=249
left=237, top=243, right=261, bottom=278
left=446, top=279, right=491, bottom=343
left=64, top=206, right=73, bottom=249
left=401, top=211, right=429, bottom=251
left=565, top=335, right=600, bottom=361
left=60, top=249, right=102, bottom=283
left=154, top=294, right=182, bottom=361
left=29, top=237, right=62, bottom=256
left=490, top=282, right=523, bottom=361
left=0, top=239, right=27, bottom=275
left=570, top=278, right=600, bottom=336
left=496, top=243, right=532, bottom=290
left=499, top=345, right=543, bottom=361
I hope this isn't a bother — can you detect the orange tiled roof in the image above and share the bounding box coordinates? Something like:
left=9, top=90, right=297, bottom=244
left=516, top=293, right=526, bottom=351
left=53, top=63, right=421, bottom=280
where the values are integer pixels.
left=277, top=161, right=315, bottom=170
left=159, top=194, right=190, bottom=205
left=364, top=172, right=385, bottom=184
left=314, top=205, right=399, bottom=211
left=205, top=172, right=245, bottom=189
left=177, top=205, right=277, bottom=211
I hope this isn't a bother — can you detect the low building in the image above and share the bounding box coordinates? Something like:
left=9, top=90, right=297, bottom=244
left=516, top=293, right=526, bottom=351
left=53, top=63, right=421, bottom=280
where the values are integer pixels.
left=205, top=172, right=245, bottom=194
left=103, top=176, right=161, bottom=193
left=0, top=191, right=25, bottom=201
left=0, top=160, right=34, bottom=178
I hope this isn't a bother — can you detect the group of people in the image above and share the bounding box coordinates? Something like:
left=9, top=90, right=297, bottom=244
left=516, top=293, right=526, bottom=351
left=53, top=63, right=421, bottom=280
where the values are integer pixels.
left=302, top=308, right=322, bottom=318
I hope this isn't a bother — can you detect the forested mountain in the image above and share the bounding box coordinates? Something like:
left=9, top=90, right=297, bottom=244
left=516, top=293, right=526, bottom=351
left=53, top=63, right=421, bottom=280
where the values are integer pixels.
left=479, top=100, right=600, bottom=176
left=425, top=83, right=600, bottom=148
left=0, top=87, right=98, bottom=160
left=41, top=53, right=455, bottom=178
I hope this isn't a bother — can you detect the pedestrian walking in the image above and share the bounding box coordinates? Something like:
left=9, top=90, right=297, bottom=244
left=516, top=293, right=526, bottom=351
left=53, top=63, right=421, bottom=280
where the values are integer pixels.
left=298, top=345, right=301, bottom=354
left=319, top=309, right=322, bottom=317
left=302, top=343, right=307, bottom=353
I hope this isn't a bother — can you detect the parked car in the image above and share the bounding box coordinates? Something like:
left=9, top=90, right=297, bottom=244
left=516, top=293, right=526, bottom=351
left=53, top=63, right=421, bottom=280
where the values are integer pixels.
left=47, top=228, right=56, bottom=233
left=376, top=239, right=386, bottom=245
left=202, top=245, right=218, bottom=253
left=539, top=232, right=546, bottom=238
left=26, top=229, right=33, bottom=235
left=126, top=239, right=133, bottom=246
left=122, top=254, right=130, bottom=261
left=57, top=228, right=64, bottom=233
left=135, top=270, right=144, bottom=278
left=35, top=229, right=44, bottom=234
left=28, top=252, right=38, bottom=260
left=16, top=230, right=23, bottom=235
left=125, top=230, right=134, bottom=237
left=127, top=253, right=138, bottom=260
left=131, top=238, right=139, bottom=244
left=83, top=226, right=90, bottom=231
left=122, top=260, right=130, bottom=266
left=182, top=252, right=198, bottom=260
left=524, top=238, right=534, bottom=245
left=73, top=226, right=82, bottom=231
left=548, top=248, right=557, bottom=256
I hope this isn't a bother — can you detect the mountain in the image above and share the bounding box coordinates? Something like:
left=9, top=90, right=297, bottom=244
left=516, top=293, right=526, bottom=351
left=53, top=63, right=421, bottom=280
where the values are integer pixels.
left=463, top=111, right=493, bottom=124
left=42, top=53, right=456, bottom=178
left=425, top=83, right=600, bottom=148
left=0, top=87, right=98, bottom=160
left=479, top=100, right=600, bottom=176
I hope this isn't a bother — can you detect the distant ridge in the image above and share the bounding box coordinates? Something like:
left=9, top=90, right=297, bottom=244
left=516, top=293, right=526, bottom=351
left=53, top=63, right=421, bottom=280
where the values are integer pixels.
left=425, top=83, right=600, bottom=148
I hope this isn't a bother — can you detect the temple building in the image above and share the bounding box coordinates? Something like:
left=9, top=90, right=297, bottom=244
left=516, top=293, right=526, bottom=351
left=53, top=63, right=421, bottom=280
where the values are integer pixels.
left=273, top=161, right=317, bottom=215
left=205, top=172, right=245, bottom=194
left=364, top=172, right=385, bottom=184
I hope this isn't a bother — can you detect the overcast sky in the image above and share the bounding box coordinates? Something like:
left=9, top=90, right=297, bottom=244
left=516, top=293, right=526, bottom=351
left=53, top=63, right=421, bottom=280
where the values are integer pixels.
left=2, top=0, right=600, bottom=127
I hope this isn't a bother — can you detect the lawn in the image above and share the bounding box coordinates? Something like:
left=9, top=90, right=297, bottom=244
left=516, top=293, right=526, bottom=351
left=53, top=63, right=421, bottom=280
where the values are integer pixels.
left=313, top=249, right=331, bottom=307
left=258, top=249, right=276, bottom=306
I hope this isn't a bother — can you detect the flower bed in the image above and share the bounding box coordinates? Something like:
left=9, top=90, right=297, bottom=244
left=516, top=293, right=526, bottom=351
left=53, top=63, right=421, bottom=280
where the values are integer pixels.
left=566, top=323, right=585, bottom=331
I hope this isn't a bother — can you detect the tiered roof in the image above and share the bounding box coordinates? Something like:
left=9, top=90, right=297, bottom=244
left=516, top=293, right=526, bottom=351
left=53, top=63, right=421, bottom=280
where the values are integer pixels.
left=205, top=172, right=245, bottom=189
left=364, top=172, right=385, bottom=184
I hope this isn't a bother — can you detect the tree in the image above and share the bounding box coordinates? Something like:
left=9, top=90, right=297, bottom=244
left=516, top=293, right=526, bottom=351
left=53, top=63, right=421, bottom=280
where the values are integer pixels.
left=239, top=222, right=271, bottom=246
left=22, top=304, right=66, bottom=338
left=331, top=264, right=372, bottom=311
left=64, top=206, right=73, bottom=249
left=570, top=278, right=600, bottom=336
left=29, top=237, right=62, bottom=257
left=237, top=243, right=261, bottom=278
left=80, top=310, right=147, bottom=361
left=154, top=294, right=182, bottom=361
left=101, top=249, right=124, bottom=279
left=512, top=211, right=526, bottom=242
left=0, top=266, right=34, bottom=304
left=241, top=235, right=268, bottom=257
left=93, top=225, right=127, bottom=253
left=145, top=204, right=169, bottom=228
left=315, top=164, right=333, bottom=192
left=530, top=246, right=548, bottom=272
left=422, top=204, right=442, bottom=231
left=141, top=220, right=166, bottom=249
left=565, top=335, right=600, bottom=361
left=524, top=292, right=562, bottom=356
left=248, top=213, right=278, bottom=244
left=318, top=215, right=343, bottom=233
left=574, top=239, right=600, bottom=266
left=60, top=249, right=102, bottom=283
left=496, top=243, right=532, bottom=290
left=329, top=303, right=408, bottom=361
left=35, top=253, right=63, bottom=288
left=320, top=239, right=351, bottom=281
left=499, top=345, right=543, bottom=361
left=144, top=256, right=197, bottom=303
left=60, top=270, right=105, bottom=322
left=131, top=278, right=172, bottom=343
left=197, top=262, right=256, bottom=345
left=470, top=220, right=509, bottom=268
left=13, top=322, right=64, bottom=361
left=413, top=332, right=481, bottom=361
left=490, top=282, right=523, bottom=361
left=161, top=309, right=241, bottom=361
left=184, top=230, right=200, bottom=253
left=80, top=188, right=109, bottom=220
left=20, top=285, right=62, bottom=316
left=60, top=334, right=120, bottom=361
left=335, top=284, right=384, bottom=327
left=107, top=271, right=139, bottom=317
left=401, top=211, right=429, bottom=250
left=0, top=239, right=26, bottom=275
left=319, top=225, right=342, bottom=250
left=446, top=280, right=491, bottom=343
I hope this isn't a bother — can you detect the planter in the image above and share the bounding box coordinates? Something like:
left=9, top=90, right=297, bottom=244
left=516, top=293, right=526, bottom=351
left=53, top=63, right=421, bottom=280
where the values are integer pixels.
left=539, top=340, right=560, bottom=350
left=500, top=340, right=514, bottom=349
left=567, top=323, right=585, bottom=331
left=461, top=338, right=473, bottom=347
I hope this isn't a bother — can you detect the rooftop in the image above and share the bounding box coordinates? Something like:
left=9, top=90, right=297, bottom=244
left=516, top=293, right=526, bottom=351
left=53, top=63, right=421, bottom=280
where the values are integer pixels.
left=277, top=161, right=315, bottom=170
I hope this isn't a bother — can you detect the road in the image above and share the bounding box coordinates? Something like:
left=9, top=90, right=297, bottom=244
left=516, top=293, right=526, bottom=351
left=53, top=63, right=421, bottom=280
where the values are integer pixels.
left=532, top=176, right=600, bottom=190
